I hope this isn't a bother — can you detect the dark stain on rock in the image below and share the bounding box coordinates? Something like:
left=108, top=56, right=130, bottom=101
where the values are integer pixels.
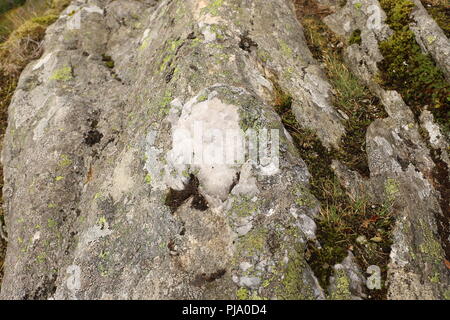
left=165, top=174, right=209, bottom=213
left=84, top=129, right=103, bottom=146
left=191, top=269, right=226, bottom=287
left=239, top=31, right=258, bottom=52
left=228, top=172, right=241, bottom=193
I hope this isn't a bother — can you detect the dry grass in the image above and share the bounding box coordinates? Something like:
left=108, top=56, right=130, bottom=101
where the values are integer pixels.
left=0, top=0, right=53, bottom=41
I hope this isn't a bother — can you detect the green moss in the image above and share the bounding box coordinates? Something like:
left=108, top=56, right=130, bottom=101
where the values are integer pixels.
left=426, top=5, right=450, bottom=39
left=276, top=12, right=395, bottom=299
left=349, top=29, right=361, bottom=45
left=145, top=174, right=152, bottom=185
left=50, top=66, right=72, bottom=81
left=379, top=0, right=450, bottom=134
left=31, top=14, right=58, bottom=25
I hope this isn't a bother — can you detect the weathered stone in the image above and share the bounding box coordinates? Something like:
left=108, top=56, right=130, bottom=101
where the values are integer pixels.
left=325, top=0, right=450, bottom=300
left=328, top=251, right=367, bottom=300
left=0, top=0, right=328, bottom=300
left=409, top=0, right=450, bottom=81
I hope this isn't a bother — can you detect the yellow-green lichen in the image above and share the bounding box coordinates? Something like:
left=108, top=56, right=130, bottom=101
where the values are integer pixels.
left=279, top=40, right=293, bottom=57
left=329, top=269, right=352, bottom=300
left=202, top=0, right=224, bottom=16
left=236, top=287, right=249, bottom=300
left=276, top=244, right=313, bottom=300
left=230, top=196, right=258, bottom=217
left=197, top=94, right=208, bottom=102
left=444, top=289, right=450, bottom=300
left=292, top=184, right=317, bottom=208
left=237, top=228, right=268, bottom=258
left=50, top=66, right=72, bottom=81
left=58, top=154, right=72, bottom=167
left=256, top=48, right=271, bottom=63
left=157, top=89, right=173, bottom=116
left=419, top=220, right=444, bottom=264
left=384, top=178, right=399, bottom=202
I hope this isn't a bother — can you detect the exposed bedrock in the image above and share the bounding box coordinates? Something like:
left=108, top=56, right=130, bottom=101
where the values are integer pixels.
left=0, top=0, right=448, bottom=300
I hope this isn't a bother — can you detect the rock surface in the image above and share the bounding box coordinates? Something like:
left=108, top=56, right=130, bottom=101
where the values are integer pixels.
left=0, top=0, right=329, bottom=300
left=0, top=0, right=449, bottom=300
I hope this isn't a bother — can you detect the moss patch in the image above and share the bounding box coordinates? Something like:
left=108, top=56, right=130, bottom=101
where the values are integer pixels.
left=378, top=0, right=450, bottom=134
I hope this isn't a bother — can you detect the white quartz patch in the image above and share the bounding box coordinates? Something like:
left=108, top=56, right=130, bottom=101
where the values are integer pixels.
left=168, top=95, right=244, bottom=200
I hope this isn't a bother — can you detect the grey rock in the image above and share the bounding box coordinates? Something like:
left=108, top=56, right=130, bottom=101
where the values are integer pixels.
left=0, top=0, right=326, bottom=300
left=328, top=251, right=367, bottom=300
left=410, top=0, right=450, bottom=81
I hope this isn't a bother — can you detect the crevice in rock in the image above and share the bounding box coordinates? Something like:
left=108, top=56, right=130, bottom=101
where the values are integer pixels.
left=191, top=269, right=226, bottom=287
left=238, top=31, right=258, bottom=53
left=84, top=129, right=104, bottom=146
left=228, top=172, right=241, bottom=194
left=269, top=0, right=398, bottom=299
left=165, top=174, right=209, bottom=213
left=271, top=73, right=393, bottom=299
left=379, top=0, right=450, bottom=260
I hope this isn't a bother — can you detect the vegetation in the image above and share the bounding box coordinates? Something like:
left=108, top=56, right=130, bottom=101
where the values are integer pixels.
left=0, top=0, right=26, bottom=15
left=378, top=0, right=450, bottom=134
left=284, top=7, right=394, bottom=299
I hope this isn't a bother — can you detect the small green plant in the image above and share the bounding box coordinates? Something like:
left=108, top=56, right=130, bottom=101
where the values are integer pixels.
left=349, top=29, right=362, bottom=45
